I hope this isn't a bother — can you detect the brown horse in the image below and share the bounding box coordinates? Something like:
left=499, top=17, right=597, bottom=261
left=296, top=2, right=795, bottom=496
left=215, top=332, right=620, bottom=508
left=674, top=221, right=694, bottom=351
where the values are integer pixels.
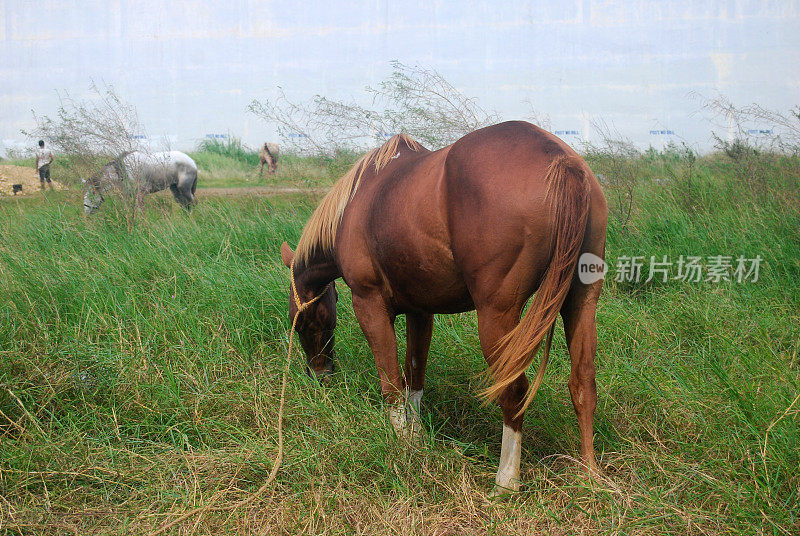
left=279, top=121, right=607, bottom=492
left=259, top=143, right=279, bottom=174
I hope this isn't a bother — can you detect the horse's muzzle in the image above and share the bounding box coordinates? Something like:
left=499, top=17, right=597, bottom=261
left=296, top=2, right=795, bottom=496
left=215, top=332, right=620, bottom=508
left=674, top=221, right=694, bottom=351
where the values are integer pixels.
left=306, top=356, right=336, bottom=384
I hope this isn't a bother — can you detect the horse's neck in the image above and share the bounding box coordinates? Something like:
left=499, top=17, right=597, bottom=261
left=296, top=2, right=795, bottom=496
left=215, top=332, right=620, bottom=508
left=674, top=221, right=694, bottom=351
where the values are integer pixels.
left=295, top=255, right=340, bottom=295
left=102, top=160, right=127, bottom=184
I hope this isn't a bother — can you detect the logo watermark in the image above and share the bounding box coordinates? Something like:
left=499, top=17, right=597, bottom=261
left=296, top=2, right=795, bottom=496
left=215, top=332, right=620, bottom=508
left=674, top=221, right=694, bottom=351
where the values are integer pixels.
left=577, top=254, right=763, bottom=284
left=578, top=253, right=607, bottom=284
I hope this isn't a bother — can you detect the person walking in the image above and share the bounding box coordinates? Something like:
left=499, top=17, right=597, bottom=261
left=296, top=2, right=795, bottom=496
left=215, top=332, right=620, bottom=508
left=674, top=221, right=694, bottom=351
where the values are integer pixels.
left=35, top=140, right=54, bottom=190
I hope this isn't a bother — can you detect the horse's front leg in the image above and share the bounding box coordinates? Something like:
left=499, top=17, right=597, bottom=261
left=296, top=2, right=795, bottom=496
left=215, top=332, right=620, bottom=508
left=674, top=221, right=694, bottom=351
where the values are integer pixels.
left=402, top=312, right=433, bottom=436
left=351, top=293, right=409, bottom=435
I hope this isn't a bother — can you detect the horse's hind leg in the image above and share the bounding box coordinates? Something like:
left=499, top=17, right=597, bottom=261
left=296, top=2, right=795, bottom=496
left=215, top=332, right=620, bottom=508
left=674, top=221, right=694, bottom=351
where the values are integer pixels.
left=477, top=306, right=529, bottom=493
left=184, top=174, right=197, bottom=208
left=403, top=312, right=432, bottom=433
left=561, top=280, right=602, bottom=476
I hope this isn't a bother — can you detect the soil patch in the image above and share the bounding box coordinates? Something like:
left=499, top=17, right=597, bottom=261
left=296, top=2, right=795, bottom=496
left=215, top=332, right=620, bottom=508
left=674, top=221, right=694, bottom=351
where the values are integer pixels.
left=197, top=186, right=326, bottom=196
left=0, top=164, right=68, bottom=197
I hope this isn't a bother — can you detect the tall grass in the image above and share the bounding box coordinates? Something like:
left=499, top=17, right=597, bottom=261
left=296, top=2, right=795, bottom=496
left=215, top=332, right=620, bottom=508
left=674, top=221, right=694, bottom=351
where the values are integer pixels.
left=0, top=149, right=798, bottom=534
left=194, top=137, right=260, bottom=168
left=188, top=139, right=356, bottom=189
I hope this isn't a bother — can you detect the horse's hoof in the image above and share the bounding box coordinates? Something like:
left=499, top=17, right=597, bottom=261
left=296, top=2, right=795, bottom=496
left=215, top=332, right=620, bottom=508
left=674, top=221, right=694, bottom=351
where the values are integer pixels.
left=400, top=417, right=425, bottom=443
left=489, top=485, right=515, bottom=499
left=388, top=405, right=424, bottom=442
left=588, top=465, right=603, bottom=481
left=491, top=470, right=520, bottom=498
left=388, top=405, right=407, bottom=433
left=580, top=458, right=603, bottom=481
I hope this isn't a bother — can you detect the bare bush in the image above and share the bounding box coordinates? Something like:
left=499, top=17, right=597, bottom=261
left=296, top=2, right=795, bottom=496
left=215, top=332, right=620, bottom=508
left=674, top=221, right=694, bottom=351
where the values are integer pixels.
left=693, top=94, right=800, bottom=195
left=581, top=121, right=644, bottom=232
left=524, top=99, right=552, bottom=132
left=645, top=142, right=702, bottom=214
left=247, top=90, right=378, bottom=156
left=248, top=61, right=499, bottom=155
left=696, top=93, right=800, bottom=155
left=24, top=83, right=152, bottom=225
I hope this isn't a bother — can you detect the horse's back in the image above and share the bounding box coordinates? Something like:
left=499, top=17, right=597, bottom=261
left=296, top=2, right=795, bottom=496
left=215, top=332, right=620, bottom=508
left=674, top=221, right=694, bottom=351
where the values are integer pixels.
left=445, top=121, right=578, bottom=211
left=119, top=151, right=196, bottom=193
left=122, top=150, right=195, bottom=170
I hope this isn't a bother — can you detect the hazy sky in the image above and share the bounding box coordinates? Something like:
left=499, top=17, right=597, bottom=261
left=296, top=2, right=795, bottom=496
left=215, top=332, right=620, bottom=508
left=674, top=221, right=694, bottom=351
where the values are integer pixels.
left=1, top=0, right=799, bottom=154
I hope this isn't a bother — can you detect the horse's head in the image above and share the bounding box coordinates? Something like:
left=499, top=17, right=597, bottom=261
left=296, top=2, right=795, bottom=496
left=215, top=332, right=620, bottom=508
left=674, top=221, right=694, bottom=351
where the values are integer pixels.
left=83, top=157, right=127, bottom=212
left=82, top=174, right=104, bottom=215
left=281, top=242, right=338, bottom=380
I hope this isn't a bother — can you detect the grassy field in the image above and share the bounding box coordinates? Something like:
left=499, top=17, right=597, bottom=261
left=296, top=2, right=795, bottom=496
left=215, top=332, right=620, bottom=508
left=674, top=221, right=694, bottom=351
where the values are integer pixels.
left=187, top=144, right=347, bottom=190
left=1, top=139, right=353, bottom=191
left=0, top=147, right=798, bottom=535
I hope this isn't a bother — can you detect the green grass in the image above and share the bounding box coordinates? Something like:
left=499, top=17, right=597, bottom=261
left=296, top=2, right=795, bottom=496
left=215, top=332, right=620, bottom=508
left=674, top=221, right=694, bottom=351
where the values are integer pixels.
left=187, top=139, right=358, bottom=189
left=188, top=151, right=347, bottom=190
left=0, top=152, right=798, bottom=534
left=195, top=138, right=262, bottom=168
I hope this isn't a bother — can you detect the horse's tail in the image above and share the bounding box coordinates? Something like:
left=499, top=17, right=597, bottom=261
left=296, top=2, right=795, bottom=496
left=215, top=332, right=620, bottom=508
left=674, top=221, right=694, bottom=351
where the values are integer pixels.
left=483, top=154, right=591, bottom=416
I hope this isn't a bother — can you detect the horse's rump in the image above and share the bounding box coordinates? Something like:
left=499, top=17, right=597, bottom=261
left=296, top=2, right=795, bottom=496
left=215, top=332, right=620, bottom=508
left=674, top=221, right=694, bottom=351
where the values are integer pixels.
left=260, top=143, right=280, bottom=170
left=436, top=122, right=593, bottom=411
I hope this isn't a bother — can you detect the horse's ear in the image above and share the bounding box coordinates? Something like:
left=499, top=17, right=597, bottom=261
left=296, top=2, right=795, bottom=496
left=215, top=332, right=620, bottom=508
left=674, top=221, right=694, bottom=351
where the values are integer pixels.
left=280, top=242, right=294, bottom=268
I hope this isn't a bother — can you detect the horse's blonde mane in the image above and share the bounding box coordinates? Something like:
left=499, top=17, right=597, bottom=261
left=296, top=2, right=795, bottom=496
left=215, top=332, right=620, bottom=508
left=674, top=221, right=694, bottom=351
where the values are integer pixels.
left=295, top=133, right=422, bottom=266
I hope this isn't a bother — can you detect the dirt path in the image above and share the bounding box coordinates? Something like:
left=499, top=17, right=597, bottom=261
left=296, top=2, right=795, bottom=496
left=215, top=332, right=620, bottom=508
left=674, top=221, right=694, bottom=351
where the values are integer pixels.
left=0, top=164, right=68, bottom=197
left=0, top=182, right=326, bottom=201
left=197, top=186, right=327, bottom=197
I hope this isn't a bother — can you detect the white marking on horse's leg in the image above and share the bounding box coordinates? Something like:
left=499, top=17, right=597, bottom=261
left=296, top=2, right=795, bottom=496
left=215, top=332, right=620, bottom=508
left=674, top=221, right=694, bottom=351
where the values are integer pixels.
left=388, top=404, right=407, bottom=434
left=407, top=388, right=423, bottom=412
left=495, top=424, right=522, bottom=492
left=404, top=388, right=424, bottom=438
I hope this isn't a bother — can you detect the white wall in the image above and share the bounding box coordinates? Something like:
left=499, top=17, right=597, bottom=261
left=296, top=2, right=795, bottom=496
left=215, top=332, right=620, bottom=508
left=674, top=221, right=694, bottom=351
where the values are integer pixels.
left=1, top=0, right=798, bottom=154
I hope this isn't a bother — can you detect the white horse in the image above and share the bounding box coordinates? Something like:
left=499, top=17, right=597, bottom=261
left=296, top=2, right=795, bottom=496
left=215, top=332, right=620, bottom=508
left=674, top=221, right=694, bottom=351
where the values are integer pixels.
left=84, top=150, right=198, bottom=214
